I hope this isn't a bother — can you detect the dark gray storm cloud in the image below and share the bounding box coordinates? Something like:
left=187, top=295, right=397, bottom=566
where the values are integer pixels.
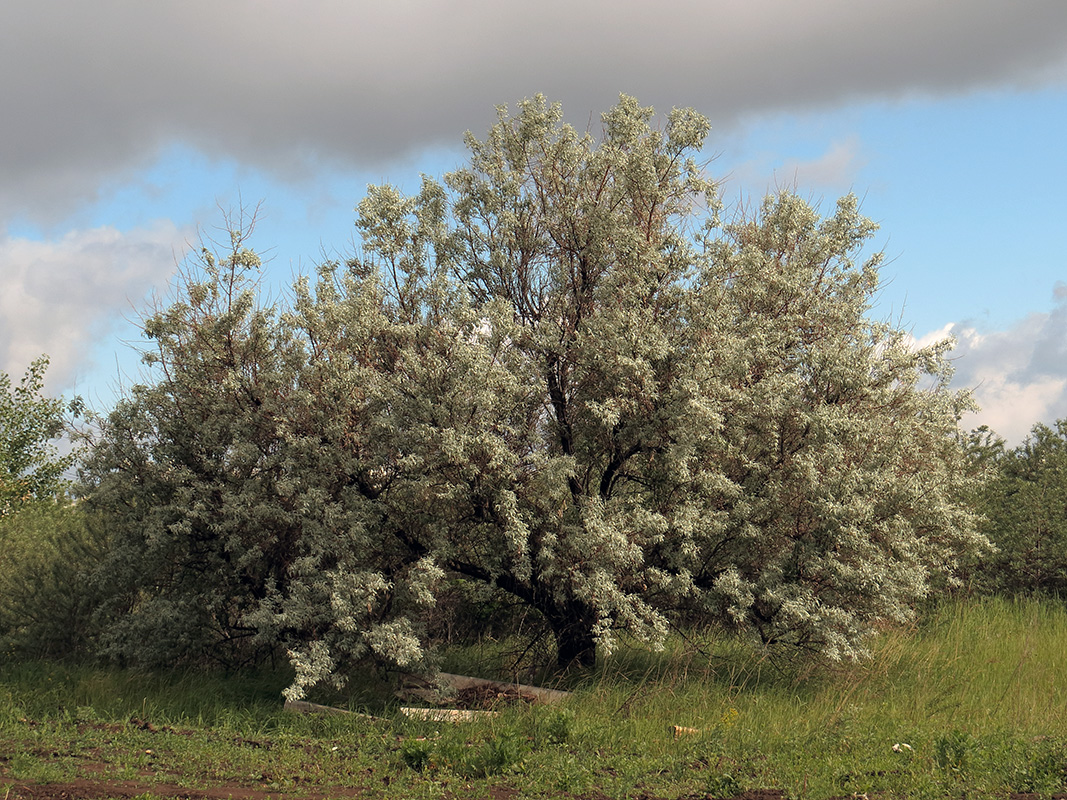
left=3, top=0, right=1067, bottom=223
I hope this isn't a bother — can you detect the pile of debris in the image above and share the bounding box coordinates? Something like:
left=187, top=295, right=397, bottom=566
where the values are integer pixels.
left=284, top=671, right=570, bottom=723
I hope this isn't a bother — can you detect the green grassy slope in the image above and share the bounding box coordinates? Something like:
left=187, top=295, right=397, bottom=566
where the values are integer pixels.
left=3, top=597, right=1067, bottom=799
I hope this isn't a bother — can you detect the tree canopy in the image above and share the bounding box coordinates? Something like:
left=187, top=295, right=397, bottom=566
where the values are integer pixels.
left=81, top=95, right=988, bottom=697
left=971, top=421, right=1067, bottom=598
left=0, top=356, right=79, bottom=517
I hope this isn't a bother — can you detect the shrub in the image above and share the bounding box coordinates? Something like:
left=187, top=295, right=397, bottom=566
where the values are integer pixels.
left=0, top=501, right=107, bottom=660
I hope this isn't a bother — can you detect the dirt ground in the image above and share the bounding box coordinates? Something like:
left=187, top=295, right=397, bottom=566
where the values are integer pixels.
left=7, top=771, right=1067, bottom=800
left=0, top=779, right=789, bottom=800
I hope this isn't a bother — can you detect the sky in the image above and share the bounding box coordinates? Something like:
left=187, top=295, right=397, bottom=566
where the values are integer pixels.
left=2, top=0, right=1066, bottom=444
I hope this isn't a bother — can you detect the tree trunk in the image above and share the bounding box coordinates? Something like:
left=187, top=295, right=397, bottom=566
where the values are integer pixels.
left=486, top=572, right=599, bottom=669
left=549, top=609, right=598, bottom=669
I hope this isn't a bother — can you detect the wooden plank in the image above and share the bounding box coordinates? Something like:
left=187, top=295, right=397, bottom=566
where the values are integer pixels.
left=282, top=699, right=385, bottom=721
left=400, top=707, right=498, bottom=723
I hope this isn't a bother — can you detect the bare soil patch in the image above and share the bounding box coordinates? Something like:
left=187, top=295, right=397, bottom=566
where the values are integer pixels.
left=1, top=776, right=787, bottom=800
left=1, top=779, right=366, bottom=799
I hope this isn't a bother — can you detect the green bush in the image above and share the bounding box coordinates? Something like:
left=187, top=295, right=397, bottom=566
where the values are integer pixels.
left=397, top=720, right=530, bottom=778
left=0, top=501, right=107, bottom=660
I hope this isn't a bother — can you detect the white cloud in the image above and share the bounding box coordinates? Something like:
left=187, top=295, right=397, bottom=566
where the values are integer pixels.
left=774, top=138, right=867, bottom=192
left=922, top=287, right=1067, bottom=443
left=725, top=136, right=868, bottom=197
left=0, top=222, right=189, bottom=393
left=963, top=370, right=1067, bottom=444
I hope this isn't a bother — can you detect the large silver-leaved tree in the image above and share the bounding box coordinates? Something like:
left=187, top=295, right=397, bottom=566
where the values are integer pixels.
left=82, top=96, right=987, bottom=696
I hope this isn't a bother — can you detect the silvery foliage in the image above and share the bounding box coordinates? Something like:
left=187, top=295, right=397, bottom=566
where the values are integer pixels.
left=81, top=231, right=306, bottom=669
left=83, top=96, right=988, bottom=697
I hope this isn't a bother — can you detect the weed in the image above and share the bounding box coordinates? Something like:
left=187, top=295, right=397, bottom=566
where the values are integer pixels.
left=705, top=770, right=742, bottom=797
left=462, top=727, right=529, bottom=777
left=400, top=737, right=436, bottom=772
left=934, top=729, right=973, bottom=773
left=538, top=707, right=574, bottom=746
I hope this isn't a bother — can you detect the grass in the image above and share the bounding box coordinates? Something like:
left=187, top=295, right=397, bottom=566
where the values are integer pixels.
left=3, top=596, right=1067, bottom=799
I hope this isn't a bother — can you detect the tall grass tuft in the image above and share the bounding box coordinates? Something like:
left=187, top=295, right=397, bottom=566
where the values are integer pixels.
left=855, top=596, right=1067, bottom=734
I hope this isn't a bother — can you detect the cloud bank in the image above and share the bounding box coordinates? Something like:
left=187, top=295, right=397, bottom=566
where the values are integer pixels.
left=3, top=0, right=1066, bottom=223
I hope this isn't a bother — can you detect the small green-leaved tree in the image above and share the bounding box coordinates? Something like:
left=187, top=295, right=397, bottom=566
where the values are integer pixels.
left=0, top=357, right=96, bottom=660
left=83, top=96, right=989, bottom=695
left=0, top=357, right=79, bottom=517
